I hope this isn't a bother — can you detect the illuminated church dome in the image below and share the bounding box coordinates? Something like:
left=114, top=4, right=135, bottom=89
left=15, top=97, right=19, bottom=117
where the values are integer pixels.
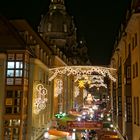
left=38, top=0, right=77, bottom=48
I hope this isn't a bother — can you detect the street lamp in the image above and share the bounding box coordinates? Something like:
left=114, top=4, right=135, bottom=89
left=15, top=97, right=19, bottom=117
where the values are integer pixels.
left=43, top=128, right=49, bottom=139
left=72, top=129, right=76, bottom=140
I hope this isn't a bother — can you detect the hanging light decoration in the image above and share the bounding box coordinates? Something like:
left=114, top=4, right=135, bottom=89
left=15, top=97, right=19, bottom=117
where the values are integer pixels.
left=49, top=66, right=116, bottom=82
left=33, top=84, right=48, bottom=114
left=83, top=89, right=88, bottom=99
left=74, top=86, right=80, bottom=97
left=78, top=80, right=85, bottom=88
left=89, top=83, right=107, bottom=88
left=55, top=79, right=63, bottom=97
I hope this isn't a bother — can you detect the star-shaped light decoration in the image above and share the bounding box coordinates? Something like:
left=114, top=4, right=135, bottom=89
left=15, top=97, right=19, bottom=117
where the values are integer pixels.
left=78, top=80, right=85, bottom=88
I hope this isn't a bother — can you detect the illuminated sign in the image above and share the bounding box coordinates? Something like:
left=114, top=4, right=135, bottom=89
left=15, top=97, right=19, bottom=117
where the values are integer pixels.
left=67, top=121, right=103, bottom=130
left=33, top=84, right=48, bottom=114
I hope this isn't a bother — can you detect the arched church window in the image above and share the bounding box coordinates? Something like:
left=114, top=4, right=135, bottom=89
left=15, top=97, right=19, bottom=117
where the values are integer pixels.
left=48, top=23, right=51, bottom=32
left=64, top=24, right=67, bottom=32
left=53, top=5, right=56, bottom=9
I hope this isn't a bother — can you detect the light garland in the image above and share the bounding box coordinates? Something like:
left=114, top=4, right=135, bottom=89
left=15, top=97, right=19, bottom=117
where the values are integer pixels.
left=33, top=84, right=48, bottom=114
left=83, top=89, right=88, bottom=99
left=74, top=86, right=80, bottom=97
left=89, top=83, right=107, bottom=88
left=75, top=74, right=107, bottom=89
left=55, top=79, right=63, bottom=97
left=49, top=66, right=116, bottom=82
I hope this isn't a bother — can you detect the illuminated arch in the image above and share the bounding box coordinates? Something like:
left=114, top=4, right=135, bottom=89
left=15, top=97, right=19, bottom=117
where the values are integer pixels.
left=49, top=66, right=116, bottom=82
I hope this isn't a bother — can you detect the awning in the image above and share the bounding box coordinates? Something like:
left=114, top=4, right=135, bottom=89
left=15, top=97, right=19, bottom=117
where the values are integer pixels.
left=48, top=129, right=70, bottom=137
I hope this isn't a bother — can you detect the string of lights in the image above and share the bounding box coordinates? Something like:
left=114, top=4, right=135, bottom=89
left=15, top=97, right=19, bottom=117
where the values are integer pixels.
left=49, top=66, right=116, bottom=82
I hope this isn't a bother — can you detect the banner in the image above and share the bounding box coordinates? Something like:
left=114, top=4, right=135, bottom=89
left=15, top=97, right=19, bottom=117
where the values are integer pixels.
left=67, top=121, right=103, bottom=130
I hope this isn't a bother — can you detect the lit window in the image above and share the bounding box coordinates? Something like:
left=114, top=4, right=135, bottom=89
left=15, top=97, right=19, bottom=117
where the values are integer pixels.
left=7, top=62, right=14, bottom=68
left=12, top=119, right=20, bottom=126
left=7, top=78, right=14, bottom=85
left=7, top=70, right=14, bottom=77
left=5, top=98, right=13, bottom=105
left=15, top=78, right=22, bottom=85
left=16, top=62, right=23, bottom=69
left=15, top=70, right=23, bottom=77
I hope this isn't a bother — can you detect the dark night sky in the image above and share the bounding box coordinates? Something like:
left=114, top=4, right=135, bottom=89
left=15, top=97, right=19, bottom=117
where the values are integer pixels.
left=0, top=0, right=131, bottom=65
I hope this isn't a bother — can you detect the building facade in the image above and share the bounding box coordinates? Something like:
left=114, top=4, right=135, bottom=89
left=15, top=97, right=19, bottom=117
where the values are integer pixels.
left=0, top=0, right=92, bottom=139
left=0, top=14, right=74, bottom=140
left=110, top=1, right=140, bottom=140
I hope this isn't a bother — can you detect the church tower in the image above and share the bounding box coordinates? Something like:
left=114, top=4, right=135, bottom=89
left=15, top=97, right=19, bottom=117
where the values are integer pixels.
left=38, top=0, right=77, bottom=51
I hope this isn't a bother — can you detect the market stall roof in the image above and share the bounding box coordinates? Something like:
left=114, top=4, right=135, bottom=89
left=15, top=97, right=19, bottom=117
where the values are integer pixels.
left=48, top=129, right=70, bottom=137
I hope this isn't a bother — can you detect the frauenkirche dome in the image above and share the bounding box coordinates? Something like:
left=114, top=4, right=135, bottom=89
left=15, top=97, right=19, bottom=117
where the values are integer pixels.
left=38, top=0, right=77, bottom=48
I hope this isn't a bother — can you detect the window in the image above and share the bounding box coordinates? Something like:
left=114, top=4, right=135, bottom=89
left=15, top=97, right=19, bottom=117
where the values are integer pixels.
left=64, top=24, right=67, bottom=32
left=126, top=66, right=131, bottom=78
left=133, top=62, right=139, bottom=79
left=6, top=90, right=13, bottom=98
left=7, top=62, right=14, bottom=68
left=6, top=53, right=24, bottom=85
left=48, top=23, right=51, bottom=32
left=15, top=90, right=21, bottom=98
left=5, top=98, right=13, bottom=105
left=8, top=54, right=14, bottom=60
left=15, top=70, right=22, bottom=77
left=4, top=119, right=20, bottom=139
left=14, top=99, right=20, bottom=106
left=7, top=70, right=14, bottom=77
left=5, top=90, right=22, bottom=114
left=5, top=107, right=12, bottom=114
left=16, top=62, right=23, bottom=69
left=7, top=78, right=14, bottom=85
left=14, top=107, right=20, bottom=114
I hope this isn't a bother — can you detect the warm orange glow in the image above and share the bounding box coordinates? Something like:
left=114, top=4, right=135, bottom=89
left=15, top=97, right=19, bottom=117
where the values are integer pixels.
left=48, top=129, right=69, bottom=136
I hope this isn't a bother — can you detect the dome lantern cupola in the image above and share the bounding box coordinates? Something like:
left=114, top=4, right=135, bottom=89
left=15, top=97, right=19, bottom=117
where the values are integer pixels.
left=51, top=0, right=64, bottom=5
left=49, top=0, right=65, bottom=10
